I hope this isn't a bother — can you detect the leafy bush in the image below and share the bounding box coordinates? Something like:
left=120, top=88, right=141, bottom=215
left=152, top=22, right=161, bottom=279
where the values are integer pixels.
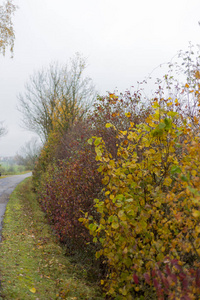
left=87, top=92, right=152, bottom=158
left=33, top=92, right=151, bottom=282
left=38, top=148, right=102, bottom=248
left=32, top=130, right=62, bottom=189
left=143, top=258, right=200, bottom=299
left=34, top=91, right=151, bottom=248
left=81, top=96, right=200, bottom=299
left=33, top=47, right=200, bottom=298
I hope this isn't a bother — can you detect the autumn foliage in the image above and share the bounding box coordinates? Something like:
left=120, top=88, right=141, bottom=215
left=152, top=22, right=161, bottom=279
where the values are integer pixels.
left=81, top=91, right=200, bottom=298
left=33, top=92, right=151, bottom=250
left=33, top=50, right=200, bottom=299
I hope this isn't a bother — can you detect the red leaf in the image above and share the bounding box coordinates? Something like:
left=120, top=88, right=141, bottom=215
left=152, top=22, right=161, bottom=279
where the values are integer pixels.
left=162, top=277, right=169, bottom=293
left=133, top=273, right=139, bottom=284
left=165, top=265, right=171, bottom=276
left=182, top=278, right=188, bottom=290
left=196, top=269, right=200, bottom=287
left=179, top=272, right=186, bottom=281
left=153, top=278, right=159, bottom=289
left=170, top=273, right=177, bottom=284
left=152, top=269, right=156, bottom=278
left=144, top=272, right=151, bottom=285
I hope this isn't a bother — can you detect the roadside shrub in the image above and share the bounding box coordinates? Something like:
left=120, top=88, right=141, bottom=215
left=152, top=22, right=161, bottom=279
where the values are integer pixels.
left=143, top=258, right=200, bottom=299
left=81, top=95, right=200, bottom=299
left=87, top=92, right=152, bottom=158
left=32, top=130, right=61, bottom=189
left=38, top=146, right=102, bottom=251
left=32, top=46, right=200, bottom=298
left=35, top=91, right=151, bottom=248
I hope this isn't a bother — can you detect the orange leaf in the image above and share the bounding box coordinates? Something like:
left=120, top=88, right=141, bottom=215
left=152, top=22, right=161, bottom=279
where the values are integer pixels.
left=195, top=70, right=200, bottom=79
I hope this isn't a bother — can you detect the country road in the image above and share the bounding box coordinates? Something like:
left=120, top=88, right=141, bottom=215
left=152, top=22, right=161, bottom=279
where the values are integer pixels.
left=0, top=173, right=32, bottom=240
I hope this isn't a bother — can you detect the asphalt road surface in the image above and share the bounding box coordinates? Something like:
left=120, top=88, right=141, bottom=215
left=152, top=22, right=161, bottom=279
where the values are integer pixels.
left=0, top=173, right=32, bottom=240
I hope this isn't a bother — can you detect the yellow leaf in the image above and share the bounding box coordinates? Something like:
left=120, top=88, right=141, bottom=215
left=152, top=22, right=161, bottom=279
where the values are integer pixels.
left=118, top=210, right=127, bottom=221
left=167, top=102, right=173, bottom=106
left=194, top=116, right=199, bottom=125
left=105, top=123, right=112, bottom=128
left=192, top=210, right=200, bottom=218
left=109, top=93, right=118, bottom=100
left=195, top=70, right=200, bottom=79
left=191, top=170, right=197, bottom=176
left=163, top=177, right=172, bottom=186
left=119, top=130, right=127, bottom=135
left=125, top=112, right=131, bottom=118
left=29, top=287, right=36, bottom=293
left=185, top=83, right=190, bottom=88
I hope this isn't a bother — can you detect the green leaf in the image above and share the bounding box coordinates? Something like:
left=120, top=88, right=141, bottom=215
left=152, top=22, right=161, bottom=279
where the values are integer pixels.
left=111, top=222, right=119, bottom=229
left=88, top=223, right=97, bottom=232
left=94, top=137, right=102, bottom=146
left=87, top=138, right=93, bottom=145
left=151, top=128, right=164, bottom=137
left=96, top=252, right=101, bottom=259
left=170, top=165, right=181, bottom=174
left=164, top=117, right=172, bottom=130
left=140, top=220, right=147, bottom=229
left=108, top=215, right=113, bottom=223
left=188, top=186, right=200, bottom=195
left=180, top=175, right=188, bottom=182
left=167, top=111, right=178, bottom=118
left=158, top=122, right=166, bottom=129
left=118, top=210, right=126, bottom=221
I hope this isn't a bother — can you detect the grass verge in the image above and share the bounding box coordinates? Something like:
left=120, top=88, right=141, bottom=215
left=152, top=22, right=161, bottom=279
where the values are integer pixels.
left=0, top=178, right=103, bottom=300
left=0, top=171, right=32, bottom=179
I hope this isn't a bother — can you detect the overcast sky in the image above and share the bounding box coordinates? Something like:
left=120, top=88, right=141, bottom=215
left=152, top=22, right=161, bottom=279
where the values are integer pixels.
left=0, top=0, right=200, bottom=156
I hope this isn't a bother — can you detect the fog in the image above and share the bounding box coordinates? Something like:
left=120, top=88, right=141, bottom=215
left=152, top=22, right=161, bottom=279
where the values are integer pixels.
left=0, top=0, right=200, bottom=156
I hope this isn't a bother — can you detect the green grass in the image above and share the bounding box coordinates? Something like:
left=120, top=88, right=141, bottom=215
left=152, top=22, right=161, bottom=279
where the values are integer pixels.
left=0, top=178, right=103, bottom=299
left=0, top=163, right=29, bottom=175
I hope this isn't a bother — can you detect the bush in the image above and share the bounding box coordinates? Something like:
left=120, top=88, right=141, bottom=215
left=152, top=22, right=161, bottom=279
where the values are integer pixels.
left=34, top=91, right=151, bottom=249
left=33, top=47, right=200, bottom=298
left=38, top=151, right=101, bottom=243
left=81, top=96, right=200, bottom=299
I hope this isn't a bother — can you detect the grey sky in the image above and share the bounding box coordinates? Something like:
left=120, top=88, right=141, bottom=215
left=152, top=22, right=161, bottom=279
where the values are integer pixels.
left=0, top=0, right=200, bottom=156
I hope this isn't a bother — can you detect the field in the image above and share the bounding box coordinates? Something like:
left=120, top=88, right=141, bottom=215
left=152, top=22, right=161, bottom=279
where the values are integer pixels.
left=0, top=161, right=28, bottom=176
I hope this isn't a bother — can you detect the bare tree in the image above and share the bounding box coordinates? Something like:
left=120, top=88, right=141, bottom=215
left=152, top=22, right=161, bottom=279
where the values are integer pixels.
left=18, top=53, right=96, bottom=141
left=0, top=1, right=17, bottom=136
left=15, top=137, right=41, bottom=170
left=0, top=121, right=7, bottom=138
left=0, top=0, right=17, bottom=56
